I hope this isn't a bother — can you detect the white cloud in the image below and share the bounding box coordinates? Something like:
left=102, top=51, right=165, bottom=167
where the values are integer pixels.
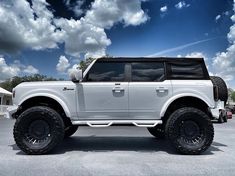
left=0, top=0, right=148, bottom=59
left=215, top=11, right=233, bottom=22
left=177, top=54, right=182, bottom=57
left=224, top=11, right=230, bottom=16
left=85, top=0, right=149, bottom=29
left=0, top=57, right=39, bottom=81
left=56, top=55, right=71, bottom=73
left=185, top=52, right=207, bottom=60
left=56, top=56, right=82, bottom=79
left=54, top=18, right=111, bottom=58
left=212, top=1, right=235, bottom=84
left=68, top=64, right=80, bottom=78
left=0, top=0, right=63, bottom=53
left=176, top=52, right=207, bottom=61
left=175, top=1, right=190, bottom=9
left=215, top=14, right=221, bottom=21
left=160, top=6, right=167, bottom=13
left=0, top=57, right=20, bottom=81
left=208, top=72, right=214, bottom=76
left=23, top=65, right=39, bottom=74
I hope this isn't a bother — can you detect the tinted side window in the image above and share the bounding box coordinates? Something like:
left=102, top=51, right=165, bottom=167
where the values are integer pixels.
left=85, top=62, right=125, bottom=82
left=131, top=62, right=165, bottom=82
left=169, top=62, right=204, bottom=79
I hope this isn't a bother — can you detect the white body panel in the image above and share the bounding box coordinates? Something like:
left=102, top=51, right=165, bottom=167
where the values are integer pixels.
left=160, top=80, right=215, bottom=117
left=171, top=80, right=214, bottom=106
left=129, top=80, right=172, bottom=119
left=76, top=82, right=128, bottom=119
left=10, top=79, right=217, bottom=121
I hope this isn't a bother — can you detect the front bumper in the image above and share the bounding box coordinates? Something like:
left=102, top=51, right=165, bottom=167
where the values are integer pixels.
left=5, top=105, right=18, bottom=119
left=210, top=100, right=225, bottom=119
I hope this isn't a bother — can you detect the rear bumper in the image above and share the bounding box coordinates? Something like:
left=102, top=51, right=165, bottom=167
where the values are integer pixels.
left=5, top=105, right=18, bottom=119
left=210, top=100, right=225, bottom=119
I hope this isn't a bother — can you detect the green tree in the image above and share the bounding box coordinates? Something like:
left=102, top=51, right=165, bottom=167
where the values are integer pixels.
left=79, top=57, right=96, bottom=71
left=231, top=91, right=235, bottom=102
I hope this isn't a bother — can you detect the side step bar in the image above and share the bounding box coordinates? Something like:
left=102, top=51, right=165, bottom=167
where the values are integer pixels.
left=72, top=120, right=162, bottom=128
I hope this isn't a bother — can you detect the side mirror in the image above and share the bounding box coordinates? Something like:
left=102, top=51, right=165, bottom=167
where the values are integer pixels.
left=70, top=69, right=83, bottom=82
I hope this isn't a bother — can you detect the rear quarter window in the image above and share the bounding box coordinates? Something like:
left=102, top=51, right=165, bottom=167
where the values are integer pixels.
left=168, top=62, right=207, bottom=79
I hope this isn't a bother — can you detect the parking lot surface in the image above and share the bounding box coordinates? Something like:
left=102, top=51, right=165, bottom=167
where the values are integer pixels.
left=0, top=117, right=235, bottom=176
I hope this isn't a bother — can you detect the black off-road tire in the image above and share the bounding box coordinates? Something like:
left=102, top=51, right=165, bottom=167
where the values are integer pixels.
left=210, top=76, right=228, bottom=103
left=64, top=125, right=78, bottom=138
left=147, top=125, right=165, bottom=139
left=165, top=107, right=214, bottom=155
left=13, top=106, right=64, bottom=155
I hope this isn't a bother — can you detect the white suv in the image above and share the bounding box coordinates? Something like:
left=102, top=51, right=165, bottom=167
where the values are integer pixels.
left=7, top=57, right=228, bottom=155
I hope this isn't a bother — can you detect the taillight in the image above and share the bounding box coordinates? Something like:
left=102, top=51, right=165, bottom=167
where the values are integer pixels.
left=213, top=85, right=219, bottom=101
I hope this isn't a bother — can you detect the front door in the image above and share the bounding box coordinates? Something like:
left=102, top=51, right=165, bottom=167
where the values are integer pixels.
left=128, top=61, right=172, bottom=119
left=77, top=61, right=129, bottom=120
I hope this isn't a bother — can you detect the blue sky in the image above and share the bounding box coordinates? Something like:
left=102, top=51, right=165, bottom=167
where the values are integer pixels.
left=0, top=0, right=235, bottom=87
left=108, top=0, right=231, bottom=56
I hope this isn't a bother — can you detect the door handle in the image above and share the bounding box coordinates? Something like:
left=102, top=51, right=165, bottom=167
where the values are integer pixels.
left=156, top=87, right=168, bottom=93
left=112, top=87, right=124, bottom=93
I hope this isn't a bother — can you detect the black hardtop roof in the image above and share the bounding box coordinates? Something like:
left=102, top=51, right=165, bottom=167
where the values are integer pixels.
left=97, top=57, right=205, bottom=62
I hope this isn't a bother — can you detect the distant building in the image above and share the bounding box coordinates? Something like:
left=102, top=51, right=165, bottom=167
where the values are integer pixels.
left=0, top=87, right=13, bottom=117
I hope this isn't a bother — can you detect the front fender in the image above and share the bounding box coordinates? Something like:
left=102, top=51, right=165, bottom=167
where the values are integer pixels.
left=19, top=93, right=72, bottom=118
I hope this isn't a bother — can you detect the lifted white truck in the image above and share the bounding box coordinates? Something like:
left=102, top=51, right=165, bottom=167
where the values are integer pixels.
left=7, top=57, right=228, bottom=155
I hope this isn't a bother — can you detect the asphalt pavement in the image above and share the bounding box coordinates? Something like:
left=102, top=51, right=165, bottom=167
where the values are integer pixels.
left=0, top=117, right=235, bottom=176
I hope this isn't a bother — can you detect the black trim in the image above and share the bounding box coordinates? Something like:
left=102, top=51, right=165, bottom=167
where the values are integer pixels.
left=125, top=63, right=132, bottom=82
left=97, top=57, right=205, bottom=63
left=168, top=77, right=210, bottom=80
left=164, top=62, right=169, bottom=80
left=201, top=59, right=210, bottom=80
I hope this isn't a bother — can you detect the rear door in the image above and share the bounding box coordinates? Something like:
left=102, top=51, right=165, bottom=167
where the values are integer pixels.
left=128, top=61, right=172, bottom=119
left=77, top=61, right=129, bottom=120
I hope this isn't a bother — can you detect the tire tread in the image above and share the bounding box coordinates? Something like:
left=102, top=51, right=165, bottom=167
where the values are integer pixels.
left=165, top=107, right=214, bottom=155
left=13, top=106, right=64, bottom=155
